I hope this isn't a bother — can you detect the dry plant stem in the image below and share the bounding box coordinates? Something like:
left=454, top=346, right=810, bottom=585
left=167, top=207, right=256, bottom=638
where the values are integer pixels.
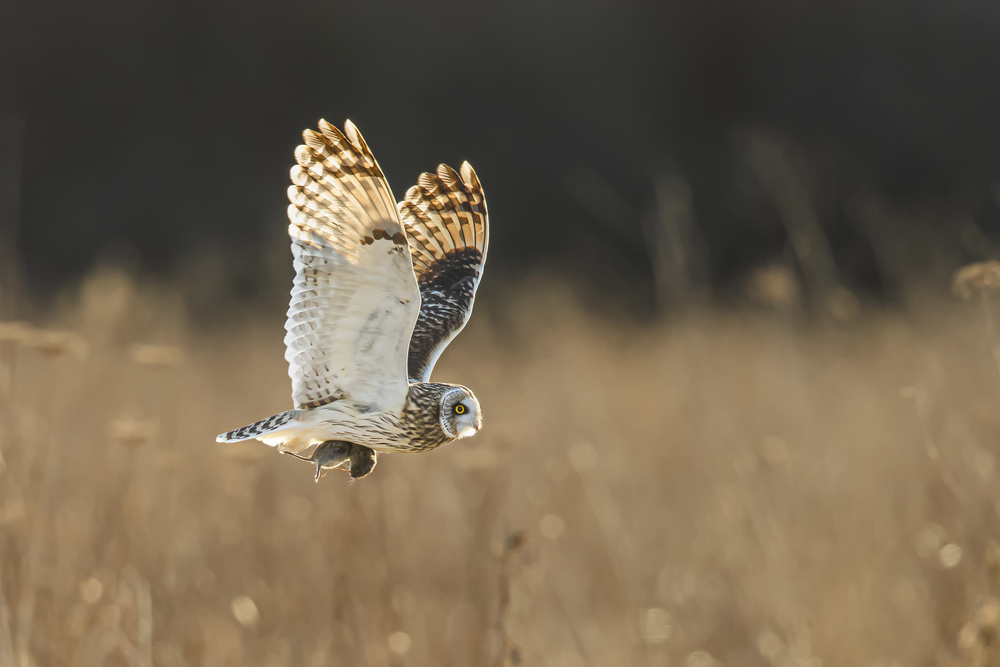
left=910, top=389, right=968, bottom=506
left=644, top=174, right=702, bottom=315
left=748, top=134, right=838, bottom=303
left=0, top=342, right=18, bottom=404
left=0, top=112, right=25, bottom=317
left=979, top=291, right=1000, bottom=382
left=0, top=349, right=22, bottom=667
left=16, top=356, right=68, bottom=667
left=492, top=533, right=524, bottom=667
left=0, top=567, right=16, bottom=667
left=124, top=568, right=154, bottom=667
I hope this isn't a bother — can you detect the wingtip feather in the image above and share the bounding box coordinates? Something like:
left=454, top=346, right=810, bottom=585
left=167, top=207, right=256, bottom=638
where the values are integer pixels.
left=459, top=161, right=480, bottom=190
left=318, top=118, right=346, bottom=146
left=436, top=163, right=460, bottom=187
left=302, top=129, right=325, bottom=151
left=417, top=171, right=438, bottom=194
left=343, top=119, right=370, bottom=156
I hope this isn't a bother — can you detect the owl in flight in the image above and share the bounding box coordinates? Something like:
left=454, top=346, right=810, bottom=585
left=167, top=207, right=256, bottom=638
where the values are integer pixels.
left=217, top=119, right=488, bottom=480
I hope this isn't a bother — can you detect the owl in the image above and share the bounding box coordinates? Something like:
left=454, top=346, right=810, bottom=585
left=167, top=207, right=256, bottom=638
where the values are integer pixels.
left=217, top=119, right=488, bottom=480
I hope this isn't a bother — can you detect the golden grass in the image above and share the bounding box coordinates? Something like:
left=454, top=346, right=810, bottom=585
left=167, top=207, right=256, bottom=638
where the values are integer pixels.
left=4, top=269, right=1000, bottom=666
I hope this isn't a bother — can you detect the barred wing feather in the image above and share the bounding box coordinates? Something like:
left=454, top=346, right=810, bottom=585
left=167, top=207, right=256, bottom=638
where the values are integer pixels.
left=398, top=162, right=488, bottom=382
left=285, top=119, right=420, bottom=411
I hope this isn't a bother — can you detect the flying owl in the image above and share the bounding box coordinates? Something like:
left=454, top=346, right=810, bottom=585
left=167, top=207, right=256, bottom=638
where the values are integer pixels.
left=217, top=119, right=488, bottom=480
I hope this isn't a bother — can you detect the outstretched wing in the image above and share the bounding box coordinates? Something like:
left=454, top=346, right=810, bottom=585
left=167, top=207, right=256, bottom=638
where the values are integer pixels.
left=285, top=119, right=420, bottom=411
left=398, top=162, right=488, bottom=382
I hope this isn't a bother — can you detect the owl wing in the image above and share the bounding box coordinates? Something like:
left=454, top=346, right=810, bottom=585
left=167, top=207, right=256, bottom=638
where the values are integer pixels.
left=398, top=162, right=489, bottom=383
left=285, top=119, right=420, bottom=412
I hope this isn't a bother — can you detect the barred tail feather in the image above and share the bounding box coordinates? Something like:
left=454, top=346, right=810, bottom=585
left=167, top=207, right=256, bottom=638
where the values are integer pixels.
left=216, top=409, right=300, bottom=443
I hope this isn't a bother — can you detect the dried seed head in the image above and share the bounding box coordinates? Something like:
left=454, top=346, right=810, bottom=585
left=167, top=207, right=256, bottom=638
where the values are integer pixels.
left=986, top=541, right=1000, bottom=582
left=387, top=631, right=412, bottom=655
left=25, top=330, right=88, bottom=360
left=0, top=321, right=33, bottom=346
left=129, top=344, right=184, bottom=368
left=975, top=598, right=1000, bottom=629
left=504, top=531, right=527, bottom=553
left=745, top=264, right=801, bottom=309
left=80, top=577, right=104, bottom=604
left=958, top=621, right=980, bottom=652
left=639, top=608, right=673, bottom=645
left=940, top=543, right=964, bottom=568
left=231, top=596, right=260, bottom=628
left=109, top=418, right=157, bottom=448
left=828, top=287, right=861, bottom=322
left=953, top=261, right=1000, bottom=300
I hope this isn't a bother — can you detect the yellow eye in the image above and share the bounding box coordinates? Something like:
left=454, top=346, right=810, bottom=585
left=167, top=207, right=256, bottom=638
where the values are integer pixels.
left=454, top=404, right=466, bottom=414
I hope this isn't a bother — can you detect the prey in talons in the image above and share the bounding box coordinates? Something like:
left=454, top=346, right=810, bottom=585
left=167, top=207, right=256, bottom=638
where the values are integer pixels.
left=285, top=440, right=378, bottom=481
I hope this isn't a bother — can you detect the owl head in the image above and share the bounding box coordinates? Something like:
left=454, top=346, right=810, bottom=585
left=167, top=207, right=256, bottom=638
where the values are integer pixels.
left=440, top=385, right=482, bottom=440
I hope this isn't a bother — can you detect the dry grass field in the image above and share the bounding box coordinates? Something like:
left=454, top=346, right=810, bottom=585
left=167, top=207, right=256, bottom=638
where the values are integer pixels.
left=4, top=266, right=1000, bottom=667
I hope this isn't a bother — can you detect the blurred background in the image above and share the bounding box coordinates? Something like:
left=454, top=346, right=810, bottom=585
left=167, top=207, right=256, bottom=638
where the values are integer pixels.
left=4, top=1, right=1000, bottom=666
left=3, top=0, right=1000, bottom=313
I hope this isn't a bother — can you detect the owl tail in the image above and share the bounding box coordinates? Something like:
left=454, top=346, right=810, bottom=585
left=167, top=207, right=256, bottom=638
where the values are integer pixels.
left=216, top=409, right=300, bottom=443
